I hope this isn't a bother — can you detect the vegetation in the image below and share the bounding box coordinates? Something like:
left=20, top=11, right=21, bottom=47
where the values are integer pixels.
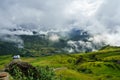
left=0, top=42, right=21, bottom=55
left=0, top=35, right=67, bottom=56
left=0, top=46, right=120, bottom=80
left=0, top=33, right=93, bottom=56
left=5, top=61, right=57, bottom=80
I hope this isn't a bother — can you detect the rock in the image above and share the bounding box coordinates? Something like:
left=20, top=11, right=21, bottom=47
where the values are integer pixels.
left=0, top=72, right=7, bottom=78
left=0, top=72, right=9, bottom=80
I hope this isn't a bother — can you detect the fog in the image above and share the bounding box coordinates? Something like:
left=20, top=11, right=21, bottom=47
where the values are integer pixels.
left=0, top=0, right=120, bottom=47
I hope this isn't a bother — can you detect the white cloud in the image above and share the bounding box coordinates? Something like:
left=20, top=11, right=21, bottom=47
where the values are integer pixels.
left=0, top=0, right=120, bottom=46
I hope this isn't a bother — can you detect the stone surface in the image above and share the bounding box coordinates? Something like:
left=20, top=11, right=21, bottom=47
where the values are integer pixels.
left=0, top=72, right=9, bottom=80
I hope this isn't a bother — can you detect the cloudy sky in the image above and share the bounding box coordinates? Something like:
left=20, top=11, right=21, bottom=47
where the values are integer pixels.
left=0, top=0, right=120, bottom=46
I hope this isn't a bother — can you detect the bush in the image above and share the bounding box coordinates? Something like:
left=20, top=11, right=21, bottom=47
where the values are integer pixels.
left=5, top=61, right=58, bottom=80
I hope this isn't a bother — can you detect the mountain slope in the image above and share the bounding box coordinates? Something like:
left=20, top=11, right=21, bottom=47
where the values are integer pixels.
left=0, top=46, right=120, bottom=80
left=0, top=41, right=21, bottom=55
left=0, top=28, right=105, bottom=56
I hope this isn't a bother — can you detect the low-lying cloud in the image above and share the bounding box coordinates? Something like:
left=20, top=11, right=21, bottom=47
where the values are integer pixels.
left=0, top=0, right=120, bottom=47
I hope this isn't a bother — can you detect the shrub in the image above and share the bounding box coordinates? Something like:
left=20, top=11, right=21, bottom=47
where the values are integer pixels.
left=5, top=61, right=58, bottom=80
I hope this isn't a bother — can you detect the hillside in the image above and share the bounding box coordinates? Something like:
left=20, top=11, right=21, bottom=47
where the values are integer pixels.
left=0, top=46, right=120, bottom=80
left=0, top=28, right=106, bottom=56
left=0, top=41, right=21, bottom=55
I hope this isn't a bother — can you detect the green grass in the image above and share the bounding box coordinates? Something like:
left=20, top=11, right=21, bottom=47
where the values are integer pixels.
left=0, top=46, right=120, bottom=80
left=0, top=55, right=12, bottom=69
left=56, top=69, right=94, bottom=80
left=22, top=54, right=76, bottom=68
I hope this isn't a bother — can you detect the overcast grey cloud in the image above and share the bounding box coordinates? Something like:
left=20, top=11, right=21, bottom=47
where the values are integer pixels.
left=0, top=0, right=120, bottom=46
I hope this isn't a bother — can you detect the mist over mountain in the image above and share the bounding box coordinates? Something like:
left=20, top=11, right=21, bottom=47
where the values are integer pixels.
left=0, top=27, right=106, bottom=55
left=0, top=0, right=120, bottom=54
